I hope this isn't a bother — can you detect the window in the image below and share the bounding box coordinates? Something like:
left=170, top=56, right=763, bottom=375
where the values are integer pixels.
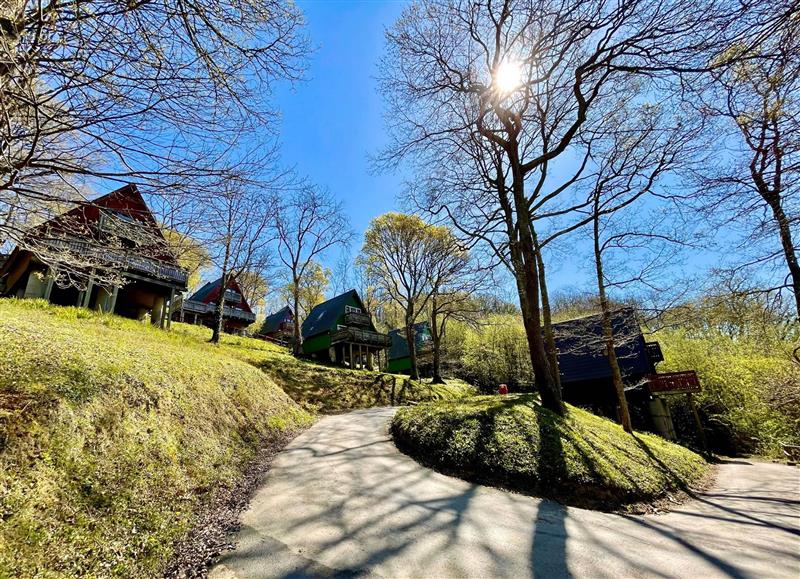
left=345, top=305, right=362, bottom=314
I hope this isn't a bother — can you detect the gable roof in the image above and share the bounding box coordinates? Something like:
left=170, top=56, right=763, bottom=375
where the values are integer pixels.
left=301, top=289, right=368, bottom=338
left=261, top=306, right=293, bottom=334
left=552, top=308, right=652, bottom=383
left=188, top=276, right=252, bottom=313
left=388, top=321, right=432, bottom=361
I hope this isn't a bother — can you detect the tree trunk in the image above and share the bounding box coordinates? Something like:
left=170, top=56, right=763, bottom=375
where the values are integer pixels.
left=430, top=296, right=444, bottom=384
left=533, top=229, right=561, bottom=389
left=292, top=276, right=302, bottom=356
left=764, top=192, right=800, bottom=319
left=211, top=270, right=227, bottom=344
left=210, top=237, right=231, bottom=344
left=593, top=206, right=632, bottom=433
left=405, top=307, right=420, bottom=381
left=508, top=156, right=562, bottom=414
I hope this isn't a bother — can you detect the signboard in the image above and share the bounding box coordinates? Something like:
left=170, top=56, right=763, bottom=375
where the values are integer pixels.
left=645, top=371, right=701, bottom=394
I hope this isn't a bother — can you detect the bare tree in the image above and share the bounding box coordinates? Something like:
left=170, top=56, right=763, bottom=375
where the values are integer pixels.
left=276, top=185, right=353, bottom=354
left=379, top=0, right=778, bottom=414
left=690, top=17, right=800, bottom=317
left=1, top=0, right=308, bottom=283
left=204, top=181, right=278, bottom=344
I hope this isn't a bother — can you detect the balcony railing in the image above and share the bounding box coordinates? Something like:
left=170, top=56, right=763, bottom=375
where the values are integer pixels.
left=180, top=299, right=256, bottom=323
left=223, top=289, right=242, bottom=303
left=645, top=371, right=700, bottom=394
left=331, top=327, right=392, bottom=348
left=344, top=311, right=372, bottom=326
left=36, top=237, right=188, bottom=285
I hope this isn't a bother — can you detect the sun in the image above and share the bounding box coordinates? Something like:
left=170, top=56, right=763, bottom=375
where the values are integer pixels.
left=493, top=60, right=522, bottom=95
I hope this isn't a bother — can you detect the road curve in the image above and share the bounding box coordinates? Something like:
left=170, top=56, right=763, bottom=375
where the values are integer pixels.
left=210, top=407, right=800, bottom=579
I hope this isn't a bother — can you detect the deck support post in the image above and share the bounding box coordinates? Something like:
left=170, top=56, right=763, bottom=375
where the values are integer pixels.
left=349, top=343, right=354, bottom=369
left=109, top=286, right=119, bottom=314
left=81, top=275, right=94, bottom=308
left=43, top=269, right=54, bottom=302
left=165, top=288, right=175, bottom=330
left=687, top=393, right=709, bottom=456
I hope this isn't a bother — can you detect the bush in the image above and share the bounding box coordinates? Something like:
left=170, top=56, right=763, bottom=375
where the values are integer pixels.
left=658, top=328, right=800, bottom=457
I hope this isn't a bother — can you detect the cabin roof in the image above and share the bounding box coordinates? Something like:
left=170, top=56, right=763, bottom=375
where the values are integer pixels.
left=387, top=321, right=431, bottom=361
left=188, top=276, right=253, bottom=314
left=553, top=307, right=652, bottom=383
left=301, top=289, right=367, bottom=338
left=261, top=305, right=293, bottom=334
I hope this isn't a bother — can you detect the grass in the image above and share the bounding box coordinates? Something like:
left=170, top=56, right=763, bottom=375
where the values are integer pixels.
left=0, top=299, right=312, bottom=577
left=0, top=299, right=475, bottom=577
left=392, top=394, right=709, bottom=510
left=170, top=322, right=477, bottom=413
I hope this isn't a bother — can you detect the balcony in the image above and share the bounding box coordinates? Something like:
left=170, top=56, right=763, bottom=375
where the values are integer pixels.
left=37, top=237, right=188, bottom=285
left=331, top=327, right=392, bottom=348
left=223, top=289, right=242, bottom=303
left=180, top=299, right=256, bottom=323
left=644, top=371, right=700, bottom=394
left=344, top=311, right=372, bottom=326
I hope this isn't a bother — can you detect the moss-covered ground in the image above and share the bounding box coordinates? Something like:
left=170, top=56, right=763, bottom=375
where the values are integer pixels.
left=392, top=394, right=708, bottom=510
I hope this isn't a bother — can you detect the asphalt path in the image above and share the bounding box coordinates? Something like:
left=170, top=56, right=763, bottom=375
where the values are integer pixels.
left=210, top=407, right=800, bottom=579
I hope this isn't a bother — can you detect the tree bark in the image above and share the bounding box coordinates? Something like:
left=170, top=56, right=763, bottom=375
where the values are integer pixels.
left=533, top=229, right=561, bottom=389
left=592, top=206, right=632, bottom=433
left=508, top=153, right=562, bottom=414
left=292, top=276, right=302, bottom=355
left=405, top=307, right=420, bottom=381
left=210, top=243, right=231, bottom=344
left=764, top=192, right=800, bottom=319
left=430, top=294, right=445, bottom=384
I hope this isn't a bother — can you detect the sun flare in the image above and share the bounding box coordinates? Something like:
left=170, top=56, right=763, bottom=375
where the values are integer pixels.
left=493, top=60, right=522, bottom=95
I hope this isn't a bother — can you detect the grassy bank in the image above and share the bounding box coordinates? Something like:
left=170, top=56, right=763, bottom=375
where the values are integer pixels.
left=392, top=394, right=708, bottom=510
left=171, top=323, right=476, bottom=413
left=0, top=299, right=313, bottom=577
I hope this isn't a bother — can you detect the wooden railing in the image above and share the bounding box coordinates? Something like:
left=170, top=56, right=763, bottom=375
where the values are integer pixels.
left=331, top=327, right=392, bottom=347
left=344, top=311, right=372, bottom=327
left=37, top=237, right=188, bottom=285
left=180, top=299, right=256, bottom=323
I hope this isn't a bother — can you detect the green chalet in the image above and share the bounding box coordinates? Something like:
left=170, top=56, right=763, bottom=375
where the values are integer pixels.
left=301, top=289, right=391, bottom=370
left=387, top=321, right=433, bottom=374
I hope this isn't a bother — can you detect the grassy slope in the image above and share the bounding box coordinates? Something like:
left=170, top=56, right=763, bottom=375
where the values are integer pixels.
left=0, top=299, right=474, bottom=577
left=170, top=323, right=476, bottom=413
left=0, top=300, right=312, bottom=577
left=392, top=395, right=708, bottom=509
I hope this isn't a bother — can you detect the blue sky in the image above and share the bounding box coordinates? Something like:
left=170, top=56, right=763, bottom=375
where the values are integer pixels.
left=273, top=1, right=407, bottom=246
left=268, top=1, right=764, bottom=303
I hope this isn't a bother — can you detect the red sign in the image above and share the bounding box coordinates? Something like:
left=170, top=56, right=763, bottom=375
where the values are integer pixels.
left=645, top=371, right=701, bottom=394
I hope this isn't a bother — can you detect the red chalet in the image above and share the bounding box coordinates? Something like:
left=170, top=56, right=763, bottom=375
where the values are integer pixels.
left=175, top=276, right=256, bottom=334
left=0, top=184, right=187, bottom=327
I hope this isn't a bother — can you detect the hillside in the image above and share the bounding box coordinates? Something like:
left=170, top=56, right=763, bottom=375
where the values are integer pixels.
left=0, top=299, right=474, bottom=577
left=392, top=394, right=709, bottom=510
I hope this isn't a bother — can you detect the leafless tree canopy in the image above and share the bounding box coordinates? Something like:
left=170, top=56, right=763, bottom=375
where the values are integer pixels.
left=1, top=0, right=308, bottom=276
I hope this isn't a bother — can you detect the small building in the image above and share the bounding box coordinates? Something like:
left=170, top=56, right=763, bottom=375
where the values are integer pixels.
left=301, top=289, right=392, bottom=370
left=176, top=276, right=256, bottom=334
left=0, top=184, right=187, bottom=327
left=387, top=321, right=433, bottom=374
left=553, top=308, right=700, bottom=439
left=260, top=306, right=295, bottom=344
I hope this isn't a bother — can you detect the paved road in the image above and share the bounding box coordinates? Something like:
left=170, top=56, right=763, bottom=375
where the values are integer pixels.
left=210, top=407, right=800, bottom=579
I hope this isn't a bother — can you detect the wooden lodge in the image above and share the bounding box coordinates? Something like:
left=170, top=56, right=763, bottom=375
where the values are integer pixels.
left=0, top=184, right=187, bottom=327
left=260, top=305, right=295, bottom=344
left=301, top=289, right=391, bottom=370
left=174, top=276, right=256, bottom=334
left=386, top=321, right=433, bottom=375
left=553, top=307, right=701, bottom=440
